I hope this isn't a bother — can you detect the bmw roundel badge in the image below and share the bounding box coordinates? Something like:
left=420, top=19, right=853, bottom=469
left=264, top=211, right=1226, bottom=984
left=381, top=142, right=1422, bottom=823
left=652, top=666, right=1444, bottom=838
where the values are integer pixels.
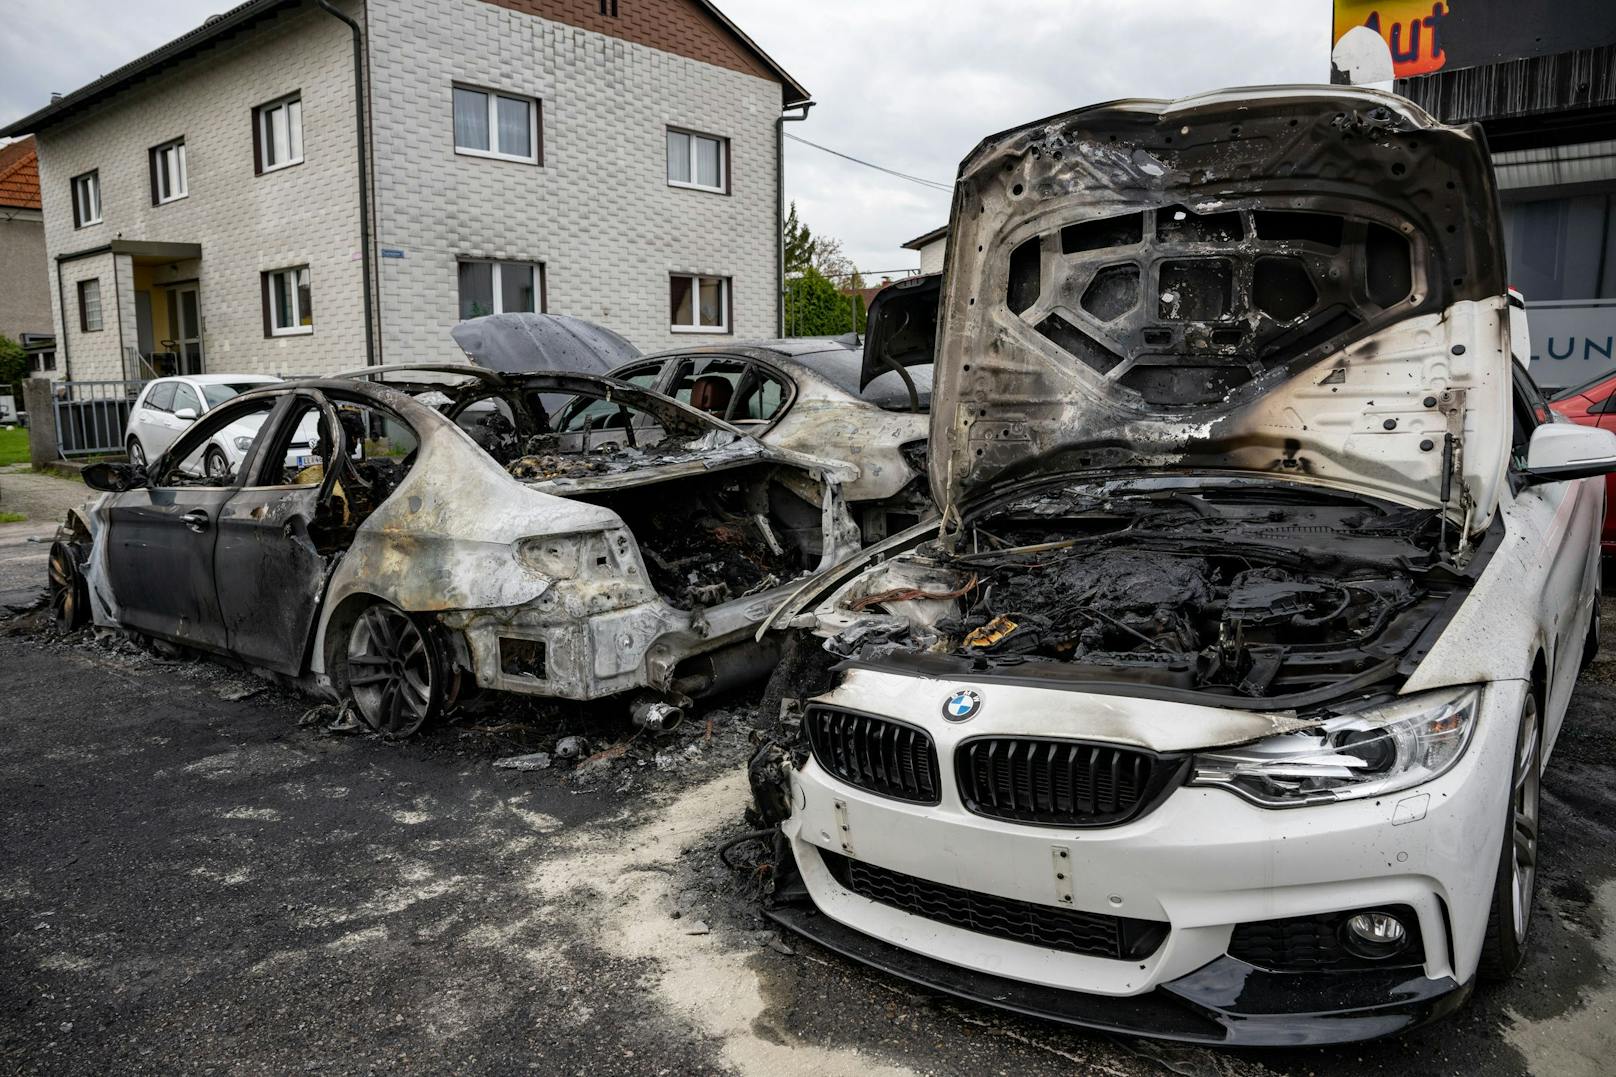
left=943, top=689, right=982, bottom=722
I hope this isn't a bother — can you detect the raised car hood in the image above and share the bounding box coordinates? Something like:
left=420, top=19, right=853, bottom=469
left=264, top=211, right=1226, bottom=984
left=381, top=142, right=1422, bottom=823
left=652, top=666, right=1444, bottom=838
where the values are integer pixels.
left=932, top=85, right=1511, bottom=532
left=452, top=313, right=640, bottom=375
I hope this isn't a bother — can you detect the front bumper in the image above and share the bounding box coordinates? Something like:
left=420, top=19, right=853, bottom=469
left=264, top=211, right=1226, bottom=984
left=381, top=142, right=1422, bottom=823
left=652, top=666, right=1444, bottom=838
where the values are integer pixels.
left=773, top=670, right=1525, bottom=1044
left=768, top=870, right=1470, bottom=1046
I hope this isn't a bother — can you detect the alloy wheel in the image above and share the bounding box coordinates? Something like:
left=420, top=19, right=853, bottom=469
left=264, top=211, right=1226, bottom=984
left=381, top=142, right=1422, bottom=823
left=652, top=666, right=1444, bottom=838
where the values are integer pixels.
left=1510, top=697, right=1541, bottom=943
left=346, top=603, right=436, bottom=737
left=203, top=447, right=230, bottom=481
left=127, top=439, right=146, bottom=469
left=47, top=542, right=87, bottom=633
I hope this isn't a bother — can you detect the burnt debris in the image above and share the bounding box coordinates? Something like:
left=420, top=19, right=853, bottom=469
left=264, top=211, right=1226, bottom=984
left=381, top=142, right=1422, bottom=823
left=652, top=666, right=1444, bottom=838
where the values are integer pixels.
left=841, top=485, right=1453, bottom=701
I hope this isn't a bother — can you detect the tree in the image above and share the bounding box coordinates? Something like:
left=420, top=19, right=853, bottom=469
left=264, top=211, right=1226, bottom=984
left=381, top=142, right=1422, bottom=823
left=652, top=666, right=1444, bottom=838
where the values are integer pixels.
left=783, top=201, right=816, bottom=274
left=0, top=335, right=26, bottom=404
left=782, top=207, right=867, bottom=334
left=784, top=265, right=861, bottom=337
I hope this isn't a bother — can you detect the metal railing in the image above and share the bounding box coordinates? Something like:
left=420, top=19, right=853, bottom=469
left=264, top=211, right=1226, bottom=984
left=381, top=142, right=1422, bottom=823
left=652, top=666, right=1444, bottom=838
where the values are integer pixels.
left=53, top=380, right=148, bottom=458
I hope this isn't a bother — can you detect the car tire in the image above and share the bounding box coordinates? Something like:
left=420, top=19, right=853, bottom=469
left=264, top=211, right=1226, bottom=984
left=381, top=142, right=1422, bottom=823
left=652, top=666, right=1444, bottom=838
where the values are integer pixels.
left=47, top=540, right=90, bottom=633
left=127, top=437, right=146, bottom=469
left=203, top=445, right=231, bottom=481
left=344, top=601, right=447, bottom=738
left=1477, top=691, right=1542, bottom=981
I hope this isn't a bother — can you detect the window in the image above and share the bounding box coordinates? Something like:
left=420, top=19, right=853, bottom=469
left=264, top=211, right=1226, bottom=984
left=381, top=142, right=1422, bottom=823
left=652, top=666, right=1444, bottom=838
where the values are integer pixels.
left=670, top=274, right=730, bottom=333
left=598, top=0, right=619, bottom=14
left=70, top=171, right=101, bottom=228
left=453, top=85, right=540, bottom=163
left=666, top=358, right=788, bottom=422
left=149, top=139, right=187, bottom=204
left=165, top=397, right=276, bottom=487
left=458, top=260, right=544, bottom=318
left=254, top=94, right=304, bottom=174
left=28, top=352, right=57, bottom=373
left=262, top=266, right=314, bottom=336
left=201, top=381, right=272, bottom=407
left=171, top=383, right=203, bottom=417
left=666, top=128, right=726, bottom=192
left=77, top=279, right=103, bottom=332
left=144, top=381, right=177, bottom=413
left=1510, top=363, right=1554, bottom=470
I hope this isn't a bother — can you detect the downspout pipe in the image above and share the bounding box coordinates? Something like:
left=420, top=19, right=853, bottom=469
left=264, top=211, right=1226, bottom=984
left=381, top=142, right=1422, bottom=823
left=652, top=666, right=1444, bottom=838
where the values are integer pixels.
left=316, top=0, right=376, bottom=367
left=54, top=259, right=72, bottom=382
left=776, top=100, right=814, bottom=337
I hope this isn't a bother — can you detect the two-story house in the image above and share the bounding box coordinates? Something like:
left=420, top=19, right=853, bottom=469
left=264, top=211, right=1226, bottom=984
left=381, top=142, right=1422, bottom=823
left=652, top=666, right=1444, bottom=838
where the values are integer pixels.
left=0, top=136, right=53, bottom=363
left=0, top=0, right=809, bottom=382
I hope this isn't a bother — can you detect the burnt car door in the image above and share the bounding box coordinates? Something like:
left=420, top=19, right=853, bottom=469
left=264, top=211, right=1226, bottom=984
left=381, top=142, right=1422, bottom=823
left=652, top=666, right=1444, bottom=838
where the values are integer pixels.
left=211, top=391, right=351, bottom=675
left=103, top=392, right=282, bottom=651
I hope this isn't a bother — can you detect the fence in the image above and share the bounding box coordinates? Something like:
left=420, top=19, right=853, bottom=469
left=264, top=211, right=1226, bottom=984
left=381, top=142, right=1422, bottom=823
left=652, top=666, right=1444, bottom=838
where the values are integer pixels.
left=53, top=380, right=148, bottom=458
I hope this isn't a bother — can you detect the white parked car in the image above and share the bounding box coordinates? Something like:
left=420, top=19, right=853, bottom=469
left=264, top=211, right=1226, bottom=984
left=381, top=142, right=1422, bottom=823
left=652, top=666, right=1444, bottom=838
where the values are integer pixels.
left=125, top=375, right=315, bottom=480
left=748, top=86, right=1616, bottom=1045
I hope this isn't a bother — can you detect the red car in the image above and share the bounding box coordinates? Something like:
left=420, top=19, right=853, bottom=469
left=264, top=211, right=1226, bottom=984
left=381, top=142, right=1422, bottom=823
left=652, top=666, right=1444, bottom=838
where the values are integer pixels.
left=1553, top=370, right=1616, bottom=553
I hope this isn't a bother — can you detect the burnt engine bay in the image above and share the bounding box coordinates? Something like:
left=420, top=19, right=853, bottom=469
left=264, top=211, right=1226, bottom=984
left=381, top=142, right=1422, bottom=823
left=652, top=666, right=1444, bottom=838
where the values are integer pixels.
left=841, top=486, right=1465, bottom=701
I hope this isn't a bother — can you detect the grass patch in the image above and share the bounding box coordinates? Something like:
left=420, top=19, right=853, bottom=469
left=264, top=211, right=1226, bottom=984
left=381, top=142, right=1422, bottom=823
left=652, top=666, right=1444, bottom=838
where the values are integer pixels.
left=0, top=427, right=27, bottom=467
left=0, top=511, right=25, bottom=523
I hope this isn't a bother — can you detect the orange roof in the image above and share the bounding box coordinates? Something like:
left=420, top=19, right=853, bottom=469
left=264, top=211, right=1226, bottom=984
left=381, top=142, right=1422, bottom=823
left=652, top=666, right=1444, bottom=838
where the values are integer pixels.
left=0, top=136, right=41, bottom=210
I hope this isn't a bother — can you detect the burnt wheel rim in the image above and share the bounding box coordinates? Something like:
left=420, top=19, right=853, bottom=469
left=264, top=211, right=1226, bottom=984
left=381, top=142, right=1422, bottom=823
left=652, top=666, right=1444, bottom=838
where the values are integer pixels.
left=1510, top=699, right=1541, bottom=942
left=347, top=605, right=433, bottom=737
left=204, top=448, right=229, bottom=480
left=47, top=543, right=82, bottom=632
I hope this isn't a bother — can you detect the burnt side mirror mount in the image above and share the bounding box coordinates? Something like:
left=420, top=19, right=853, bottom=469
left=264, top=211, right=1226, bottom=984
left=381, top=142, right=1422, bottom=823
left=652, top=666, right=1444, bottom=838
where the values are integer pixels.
left=81, top=461, right=143, bottom=493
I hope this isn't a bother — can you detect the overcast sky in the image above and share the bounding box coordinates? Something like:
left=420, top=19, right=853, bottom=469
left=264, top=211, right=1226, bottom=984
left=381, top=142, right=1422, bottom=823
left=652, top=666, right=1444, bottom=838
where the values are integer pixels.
left=1, top=0, right=1333, bottom=275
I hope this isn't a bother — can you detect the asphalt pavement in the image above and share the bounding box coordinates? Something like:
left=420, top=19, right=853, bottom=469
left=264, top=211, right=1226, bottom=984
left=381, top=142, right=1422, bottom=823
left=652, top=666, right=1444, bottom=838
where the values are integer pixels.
left=2, top=594, right=1615, bottom=1075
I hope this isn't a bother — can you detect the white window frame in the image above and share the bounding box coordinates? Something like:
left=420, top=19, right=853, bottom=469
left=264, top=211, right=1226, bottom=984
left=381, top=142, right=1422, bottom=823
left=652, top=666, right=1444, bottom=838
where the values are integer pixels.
left=666, top=127, right=727, bottom=193
left=78, top=278, right=103, bottom=333
left=256, top=94, right=304, bottom=174
left=152, top=139, right=188, bottom=203
left=670, top=273, right=731, bottom=334
left=458, top=259, right=543, bottom=317
left=265, top=265, right=314, bottom=336
left=71, top=171, right=101, bottom=227
left=452, top=84, right=540, bottom=164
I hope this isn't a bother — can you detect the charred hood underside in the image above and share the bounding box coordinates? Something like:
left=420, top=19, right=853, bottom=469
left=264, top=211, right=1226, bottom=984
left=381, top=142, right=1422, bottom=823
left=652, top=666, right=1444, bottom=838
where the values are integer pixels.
left=933, top=87, right=1511, bottom=527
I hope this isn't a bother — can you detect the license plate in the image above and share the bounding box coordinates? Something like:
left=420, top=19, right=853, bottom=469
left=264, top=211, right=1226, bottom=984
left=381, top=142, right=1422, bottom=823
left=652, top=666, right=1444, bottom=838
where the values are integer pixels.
left=294, top=454, right=314, bottom=467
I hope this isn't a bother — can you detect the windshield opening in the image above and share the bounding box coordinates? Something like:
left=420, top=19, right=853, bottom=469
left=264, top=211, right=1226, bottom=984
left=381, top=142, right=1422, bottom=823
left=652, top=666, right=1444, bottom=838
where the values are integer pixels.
left=201, top=381, right=274, bottom=407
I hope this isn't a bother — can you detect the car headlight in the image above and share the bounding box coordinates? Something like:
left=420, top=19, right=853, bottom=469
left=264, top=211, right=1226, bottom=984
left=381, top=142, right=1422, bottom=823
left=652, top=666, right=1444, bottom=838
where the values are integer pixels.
left=233, top=436, right=254, bottom=451
left=1190, top=686, right=1480, bottom=807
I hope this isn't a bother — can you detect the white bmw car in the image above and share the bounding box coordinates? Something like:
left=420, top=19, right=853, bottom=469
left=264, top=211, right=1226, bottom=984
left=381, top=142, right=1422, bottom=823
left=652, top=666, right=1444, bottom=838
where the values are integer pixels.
left=747, top=86, right=1616, bottom=1045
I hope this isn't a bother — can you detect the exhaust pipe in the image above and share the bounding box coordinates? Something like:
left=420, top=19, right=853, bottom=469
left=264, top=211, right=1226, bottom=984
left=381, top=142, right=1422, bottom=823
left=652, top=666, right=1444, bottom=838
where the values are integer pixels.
left=670, top=639, right=782, bottom=699
left=630, top=694, right=684, bottom=732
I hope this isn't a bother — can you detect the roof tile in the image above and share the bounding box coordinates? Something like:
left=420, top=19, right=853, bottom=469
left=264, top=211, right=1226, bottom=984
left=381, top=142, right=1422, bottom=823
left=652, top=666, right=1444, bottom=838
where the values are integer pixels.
left=0, top=136, right=41, bottom=210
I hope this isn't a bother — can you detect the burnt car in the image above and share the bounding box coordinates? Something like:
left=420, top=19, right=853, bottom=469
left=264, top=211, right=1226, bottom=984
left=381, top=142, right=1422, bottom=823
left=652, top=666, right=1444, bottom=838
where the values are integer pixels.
left=48, top=365, right=861, bottom=735
left=745, top=87, right=1616, bottom=1044
left=455, top=308, right=938, bottom=543
left=599, top=340, right=932, bottom=541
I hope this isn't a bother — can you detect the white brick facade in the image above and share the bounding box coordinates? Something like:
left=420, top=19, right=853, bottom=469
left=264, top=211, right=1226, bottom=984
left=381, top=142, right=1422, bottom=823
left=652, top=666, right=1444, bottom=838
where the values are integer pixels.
left=26, top=0, right=787, bottom=380
left=36, top=2, right=367, bottom=381
left=369, top=0, right=781, bottom=360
